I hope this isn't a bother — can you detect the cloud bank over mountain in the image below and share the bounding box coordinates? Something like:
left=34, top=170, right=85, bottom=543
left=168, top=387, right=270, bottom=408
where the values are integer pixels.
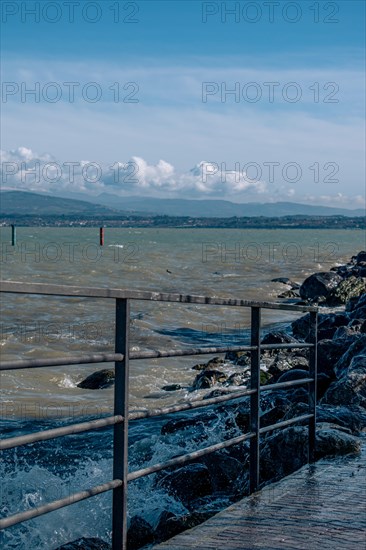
left=1, top=146, right=364, bottom=209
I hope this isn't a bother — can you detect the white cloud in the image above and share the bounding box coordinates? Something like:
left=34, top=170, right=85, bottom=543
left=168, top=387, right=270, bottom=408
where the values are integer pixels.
left=1, top=146, right=364, bottom=209
left=0, top=147, right=268, bottom=199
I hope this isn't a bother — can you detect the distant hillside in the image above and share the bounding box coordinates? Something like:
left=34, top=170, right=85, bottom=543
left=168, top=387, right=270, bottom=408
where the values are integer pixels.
left=95, top=194, right=365, bottom=218
left=1, top=191, right=364, bottom=218
left=0, top=191, right=124, bottom=216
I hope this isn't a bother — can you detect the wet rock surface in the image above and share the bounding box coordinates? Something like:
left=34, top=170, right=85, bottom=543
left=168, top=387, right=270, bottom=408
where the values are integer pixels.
left=55, top=538, right=111, bottom=550
left=77, top=369, right=115, bottom=389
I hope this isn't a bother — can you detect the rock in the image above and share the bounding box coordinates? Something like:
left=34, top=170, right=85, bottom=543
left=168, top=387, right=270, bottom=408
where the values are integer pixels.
left=235, top=408, right=251, bottom=432
left=334, top=334, right=366, bottom=376
left=201, top=451, right=245, bottom=492
left=271, top=277, right=300, bottom=289
left=203, top=389, right=232, bottom=399
left=286, top=387, right=309, bottom=404
left=355, top=251, right=366, bottom=264
left=161, top=384, right=182, bottom=391
left=278, top=290, right=300, bottom=299
left=261, top=331, right=298, bottom=351
left=127, top=516, right=154, bottom=550
left=192, top=369, right=227, bottom=390
left=154, top=511, right=211, bottom=543
left=333, top=325, right=360, bottom=339
left=317, top=338, right=357, bottom=377
left=346, top=292, right=366, bottom=313
left=318, top=313, right=349, bottom=340
left=192, top=357, right=224, bottom=371
left=260, top=425, right=360, bottom=483
left=226, top=372, right=249, bottom=386
left=322, top=353, right=366, bottom=408
left=77, top=369, right=114, bottom=389
left=156, top=463, right=213, bottom=507
left=54, top=538, right=111, bottom=550
left=284, top=403, right=366, bottom=434
left=349, top=306, right=366, bottom=320
left=271, top=277, right=292, bottom=284
left=299, top=272, right=343, bottom=303
left=292, top=312, right=350, bottom=342
left=276, top=369, right=310, bottom=384
left=260, top=397, right=292, bottom=428
left=291, top=313, right=317, bottom=342
left=316, top=426, right=361, bottom=456
left=326, top=276, right=366, bottom=306
left=268, top=352, right=309, bottom=378
left=161, top=412, right=217, bottom=435
left=192, top=363, right=208, bottom=371
left=260, top=370, right=272, bottom=384
left=224, top=350, right=250, bottom=366
left=348, top=318, right=366, bottom=333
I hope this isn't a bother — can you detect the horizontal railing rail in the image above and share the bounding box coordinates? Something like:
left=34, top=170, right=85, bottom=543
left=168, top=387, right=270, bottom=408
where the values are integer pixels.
left=0, top=280, right=317, bottom=311
left=0, top=281, right=318, bottom=549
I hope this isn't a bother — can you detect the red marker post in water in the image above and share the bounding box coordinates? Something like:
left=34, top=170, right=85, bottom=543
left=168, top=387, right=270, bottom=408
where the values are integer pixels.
left=100, top=227, right=105, bottom=246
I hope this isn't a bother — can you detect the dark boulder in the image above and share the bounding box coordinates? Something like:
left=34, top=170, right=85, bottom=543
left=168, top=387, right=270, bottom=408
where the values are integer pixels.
left=225, top=350, right=250, bottom=366
left=276, top=369, right=309, bottom=384
left=284, top=402, right=366, bottom=434
left=333, top=325, right=363, bottom=341
left=318, top=313, right=349, bottom=340
left=54, top=539, right=111, bottom=550
left=260, top=397, right=292, bottom=428
left=349, top=306, right=366, bottom=321
left=355, top=251, right=366, bottom=264
left=346, top=292, right=366, bottom=313
left=334, top=334, right=366, bottom=376
left=322, top=353, right=366, bottom=408
left=326, top=276, right=366, bottom=306
left=226, top=372, right=249, bottom=386
left=292, top=312, right=325, bottom=342
left=127, top=516, right=154, bottom=550
left=156, top=463, right=213, bottom=507
left=192, top=357, right=224, bottom=371
left=347, top=318, right=366, bottom=333
left=268, top=352, right=308, bottom=378
left=154, top=510, right=212, bottom=543
left=77, top=369, right=114, bottom=389
left=317, top=339, right=345, bottom=376
left=260, top=425, right=360, bottom=483
left=299, top=272, right=343, bottom=303
left=201, top=451, right=245, bottom=492
left=162, top=384, right=182, bottom=391
left=192, top=369, right=227, bottom=390
left=261, top=331, right=298, bottom=352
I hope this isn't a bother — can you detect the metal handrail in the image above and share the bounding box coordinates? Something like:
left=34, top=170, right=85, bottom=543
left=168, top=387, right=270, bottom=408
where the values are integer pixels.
left=0, top=281, right=318, bottom=549
left=0, top=280, right=317, bottom=311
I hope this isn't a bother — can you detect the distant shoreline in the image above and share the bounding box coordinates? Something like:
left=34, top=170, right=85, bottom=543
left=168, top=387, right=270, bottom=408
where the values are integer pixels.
left=1, top=214, right=365, bottom=229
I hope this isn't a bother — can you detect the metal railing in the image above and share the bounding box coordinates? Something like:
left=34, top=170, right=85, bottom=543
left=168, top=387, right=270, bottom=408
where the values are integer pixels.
left=0, top=281, right=318, bottom=549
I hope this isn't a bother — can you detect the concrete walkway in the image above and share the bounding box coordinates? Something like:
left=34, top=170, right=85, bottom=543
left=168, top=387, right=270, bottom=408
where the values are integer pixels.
left=153, top=441, right=366, bottom=550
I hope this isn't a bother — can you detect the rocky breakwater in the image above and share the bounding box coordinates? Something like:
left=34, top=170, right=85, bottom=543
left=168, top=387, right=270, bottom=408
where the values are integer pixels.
left=68, top=252, right=365, bottom=550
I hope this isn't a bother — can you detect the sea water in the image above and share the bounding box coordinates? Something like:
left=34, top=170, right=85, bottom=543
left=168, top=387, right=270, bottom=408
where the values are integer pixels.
left=0, top=227, right=365, bottom=548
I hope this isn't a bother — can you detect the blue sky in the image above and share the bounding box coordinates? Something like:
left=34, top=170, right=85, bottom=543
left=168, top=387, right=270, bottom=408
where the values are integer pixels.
left=1, top=0, right=365, bottom=207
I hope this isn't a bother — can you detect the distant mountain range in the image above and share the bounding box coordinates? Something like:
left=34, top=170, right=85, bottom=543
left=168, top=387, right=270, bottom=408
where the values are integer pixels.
left=94, top=194, right=365, bottom=218
left=0, top=190, right=364, bottom=218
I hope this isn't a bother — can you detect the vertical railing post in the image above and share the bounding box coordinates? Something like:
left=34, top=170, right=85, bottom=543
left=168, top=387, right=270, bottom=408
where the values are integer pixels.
left=308, top=310, right=318, bottom=463
left=112, top=298, right=130, bottom=550
left=249, top=306, right=261, bottom=494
